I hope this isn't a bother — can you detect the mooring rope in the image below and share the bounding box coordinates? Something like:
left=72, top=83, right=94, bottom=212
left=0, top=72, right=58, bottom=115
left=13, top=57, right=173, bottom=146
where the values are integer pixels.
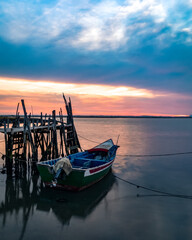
left=0, top=151, right=4, bottom=156
left=115, top=175, right=192, bottom=200
left=1, top=149, right=192, bottom=159
left=78, top=134, right=192, bottom=157
left=78, top=134, right=100, bottom=144
left=117, top=152, right=192, bottom=157
left=1, top=133, right=192, bottom=158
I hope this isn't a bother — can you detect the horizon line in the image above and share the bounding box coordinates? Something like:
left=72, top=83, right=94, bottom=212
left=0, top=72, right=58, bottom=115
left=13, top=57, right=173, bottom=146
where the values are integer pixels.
left=0, top=114, right=191, bottom=119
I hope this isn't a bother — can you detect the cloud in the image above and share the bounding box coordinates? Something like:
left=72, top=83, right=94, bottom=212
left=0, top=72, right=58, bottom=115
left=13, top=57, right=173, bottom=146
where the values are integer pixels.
left=0, top=0, right=191, bottom=51
left=0, top=34, right=192, bottom=97
left=0, top=87, right=191, bottom=116
left=0, top=76, right=191, bottom=116
left=0, top=77, right=158, bottom=98
left=0, top=0, right=192, bottom=104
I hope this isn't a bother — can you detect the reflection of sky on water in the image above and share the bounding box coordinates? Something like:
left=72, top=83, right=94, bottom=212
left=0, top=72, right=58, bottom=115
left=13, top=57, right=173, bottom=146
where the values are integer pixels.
left=0, top=118, right=192, bottom=239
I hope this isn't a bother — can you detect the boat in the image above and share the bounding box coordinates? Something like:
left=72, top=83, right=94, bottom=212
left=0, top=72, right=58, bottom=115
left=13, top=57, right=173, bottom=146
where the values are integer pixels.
left=37, top=139, right=119, bottom=191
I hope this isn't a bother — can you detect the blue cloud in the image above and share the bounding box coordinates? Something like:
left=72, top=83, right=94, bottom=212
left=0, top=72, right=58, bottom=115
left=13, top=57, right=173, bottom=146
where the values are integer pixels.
left=0, top=0, right=192, bottom=96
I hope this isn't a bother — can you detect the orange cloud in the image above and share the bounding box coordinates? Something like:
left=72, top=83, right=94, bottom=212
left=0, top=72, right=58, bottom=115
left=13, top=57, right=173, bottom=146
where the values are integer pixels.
left=0, top=76, right=191, bottom=116
left=0, top=76, right=158, bottom=98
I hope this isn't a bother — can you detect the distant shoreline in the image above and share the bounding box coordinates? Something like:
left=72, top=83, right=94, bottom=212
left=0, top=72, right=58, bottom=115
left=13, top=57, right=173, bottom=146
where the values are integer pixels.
left=73, top=115, right=192, bottom=118
left=0, top=115, right=191, bottom=119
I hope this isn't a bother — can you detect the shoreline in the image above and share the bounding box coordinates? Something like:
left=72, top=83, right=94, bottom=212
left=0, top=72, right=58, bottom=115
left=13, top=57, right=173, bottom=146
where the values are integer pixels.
left=0, top=115, right=191, bottom=119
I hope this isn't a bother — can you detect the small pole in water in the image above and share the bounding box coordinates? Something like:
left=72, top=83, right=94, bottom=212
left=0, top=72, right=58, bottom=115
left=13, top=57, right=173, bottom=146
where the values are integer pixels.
left=116, top=135, right=120, bottom=145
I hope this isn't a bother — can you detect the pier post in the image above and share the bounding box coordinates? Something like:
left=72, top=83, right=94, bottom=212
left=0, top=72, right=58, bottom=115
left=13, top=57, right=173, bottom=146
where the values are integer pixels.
left=52, top=110, right=58, bottom=159
left=4, top=122, right=13, bottom=177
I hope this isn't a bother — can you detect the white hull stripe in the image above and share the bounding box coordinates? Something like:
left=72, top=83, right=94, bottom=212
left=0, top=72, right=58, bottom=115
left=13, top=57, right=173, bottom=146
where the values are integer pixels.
left=84, top=161, right=113, bottom=177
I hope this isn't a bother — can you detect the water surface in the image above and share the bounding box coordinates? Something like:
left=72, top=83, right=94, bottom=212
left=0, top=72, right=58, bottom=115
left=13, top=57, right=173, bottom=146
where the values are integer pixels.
left=0, top=118, right=192, bottom=240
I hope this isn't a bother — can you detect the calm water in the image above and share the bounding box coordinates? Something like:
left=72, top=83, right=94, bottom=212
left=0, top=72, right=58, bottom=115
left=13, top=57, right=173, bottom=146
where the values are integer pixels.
left=0, top=118, right=192, bottom=240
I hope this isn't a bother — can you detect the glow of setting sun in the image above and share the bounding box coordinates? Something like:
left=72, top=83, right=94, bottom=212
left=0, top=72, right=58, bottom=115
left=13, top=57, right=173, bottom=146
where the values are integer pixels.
left=0, top=77, right=156, bottom=98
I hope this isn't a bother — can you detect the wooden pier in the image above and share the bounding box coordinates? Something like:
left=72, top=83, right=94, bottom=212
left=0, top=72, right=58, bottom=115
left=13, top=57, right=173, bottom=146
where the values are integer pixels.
left=0, top=94, right=82, bottom=177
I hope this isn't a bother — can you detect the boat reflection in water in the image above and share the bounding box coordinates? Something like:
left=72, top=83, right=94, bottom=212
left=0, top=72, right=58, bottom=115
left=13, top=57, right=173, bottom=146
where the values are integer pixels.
left=0, top=171, right=116, bottom=239
left=37, top=170, right=116, bottom=225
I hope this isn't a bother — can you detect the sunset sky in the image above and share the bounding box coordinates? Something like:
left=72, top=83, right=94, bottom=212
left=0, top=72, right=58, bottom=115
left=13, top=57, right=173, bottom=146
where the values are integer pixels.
left=0, top=0, right=192, bottom=116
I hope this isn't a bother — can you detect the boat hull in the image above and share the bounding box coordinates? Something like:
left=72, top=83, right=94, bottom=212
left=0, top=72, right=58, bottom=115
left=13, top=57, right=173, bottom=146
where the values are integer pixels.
left=37, top=160, right=114, bottom=191
left=37, top=139, right=119, bottom=191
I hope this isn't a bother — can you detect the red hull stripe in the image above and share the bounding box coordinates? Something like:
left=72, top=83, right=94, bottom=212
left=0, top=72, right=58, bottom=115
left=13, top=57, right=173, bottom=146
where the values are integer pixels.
left=88, top=148, right=109, bottom=153
left=90, top=161, right=112, bottom=174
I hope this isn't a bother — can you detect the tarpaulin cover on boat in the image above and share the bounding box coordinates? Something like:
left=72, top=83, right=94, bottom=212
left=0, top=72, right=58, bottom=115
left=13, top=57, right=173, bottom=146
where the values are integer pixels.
left=53, top=157, right=72, bottom=175
left=87, top=139, right=114, bottom=153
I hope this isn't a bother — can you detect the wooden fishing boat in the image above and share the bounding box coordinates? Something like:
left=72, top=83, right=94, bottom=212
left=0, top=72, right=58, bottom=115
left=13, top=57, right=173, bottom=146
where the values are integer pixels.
left=37, top=139, right=119, bottom=191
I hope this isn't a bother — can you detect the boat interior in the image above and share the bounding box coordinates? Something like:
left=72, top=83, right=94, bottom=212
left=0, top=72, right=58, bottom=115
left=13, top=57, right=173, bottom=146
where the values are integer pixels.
left=41, top=151, right=109, bottom=169
left=69, top=151, right=109, bottom=169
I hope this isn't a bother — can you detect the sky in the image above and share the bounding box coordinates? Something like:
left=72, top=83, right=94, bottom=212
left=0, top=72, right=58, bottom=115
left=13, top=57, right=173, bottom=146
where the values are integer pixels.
left=0, top=0, right=192, bottom=116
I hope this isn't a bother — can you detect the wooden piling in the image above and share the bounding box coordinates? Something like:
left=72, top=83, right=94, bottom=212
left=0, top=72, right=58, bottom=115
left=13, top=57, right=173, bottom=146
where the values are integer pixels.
left=0, top=95, right=82, bottom=177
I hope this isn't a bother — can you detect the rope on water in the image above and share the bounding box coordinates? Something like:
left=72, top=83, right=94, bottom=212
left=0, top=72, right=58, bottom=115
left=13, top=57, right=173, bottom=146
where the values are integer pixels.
left=78, top=134, right=192, bottom=157
left=78, top=134, right=100, bottom=144
left=0, top=151, right=5, bottom=157
left=115, top=175, right=192, bottom=200
left=117, top=152, right=192, bottom=157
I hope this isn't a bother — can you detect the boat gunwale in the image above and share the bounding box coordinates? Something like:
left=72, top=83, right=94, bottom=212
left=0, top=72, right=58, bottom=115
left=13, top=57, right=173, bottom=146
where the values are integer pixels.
left=36, top=156, right=114, bottom=173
